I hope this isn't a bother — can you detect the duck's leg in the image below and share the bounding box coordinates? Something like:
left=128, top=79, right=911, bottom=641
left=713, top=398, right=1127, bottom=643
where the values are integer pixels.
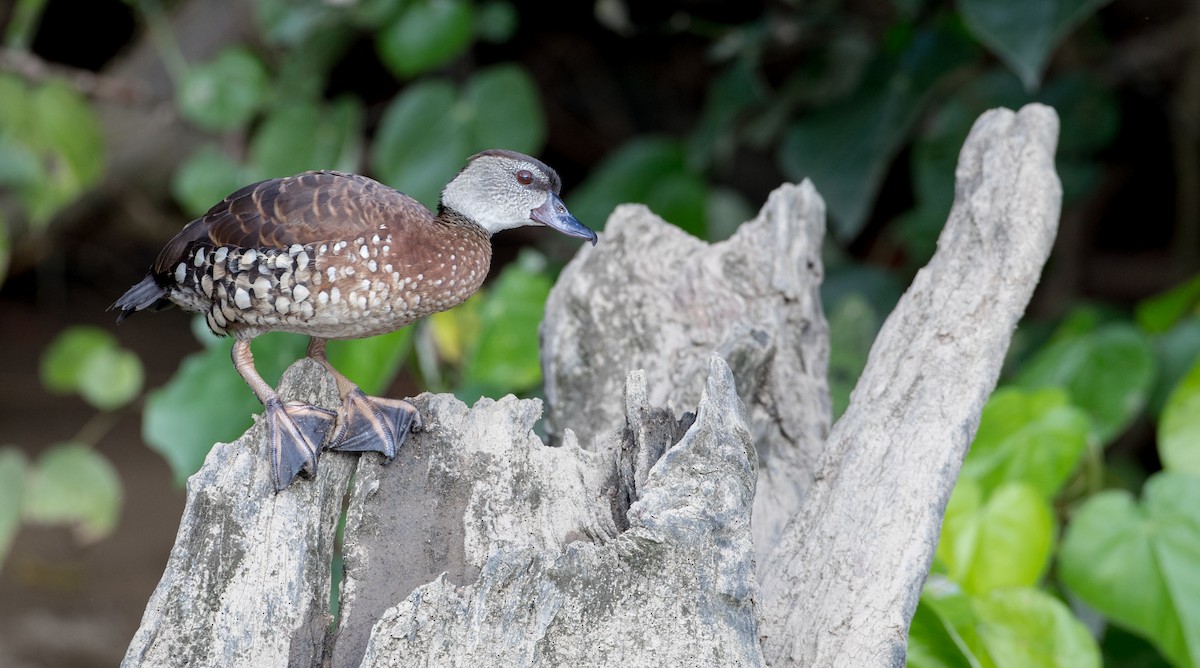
left=306, top=338, right=422, bottom=461
left=232, top=338, right=335, bottom=491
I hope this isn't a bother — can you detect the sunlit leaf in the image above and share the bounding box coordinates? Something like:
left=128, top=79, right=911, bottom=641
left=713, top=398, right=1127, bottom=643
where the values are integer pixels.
left=143, top=331, right=308, bottom=484
left=1149, top=317, right=1200, bottom=416
left=172, top=145, right=246, bottom=218
left=962, top=386, right=1090, bottom=498
left=1059, top=472, right=1200, bottom=668
left=0, top=447, right=27, bottom=562
left=1016, top=323, right=1156, bottom=444
left=907, top=595, right=976, bottom=668
left=917, top=583, right=1101, bottom=667
left=22, top=443, right=122, bottom=543
left=77, top=346, right=144, bottom=411
left=938, top=480, right=1055, bottom=595
left=40, top=326, right=117, bottom=394
left=178, top=46, right=270, bottom=131
left=958, top=0, right=1114, bottom=90
left=428, top=291, right=484, bottom=364
left=1159, top=358, right=1200, bottom=476
left=376, top=0, right=474, bottom=78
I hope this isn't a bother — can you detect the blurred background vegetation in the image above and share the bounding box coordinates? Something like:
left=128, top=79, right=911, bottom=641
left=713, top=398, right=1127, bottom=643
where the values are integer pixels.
left=1, top=0, right=1198, bottom=666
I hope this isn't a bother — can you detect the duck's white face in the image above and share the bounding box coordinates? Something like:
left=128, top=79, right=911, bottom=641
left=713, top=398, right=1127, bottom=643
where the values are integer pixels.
left=441, top=150, right=596, bottom=244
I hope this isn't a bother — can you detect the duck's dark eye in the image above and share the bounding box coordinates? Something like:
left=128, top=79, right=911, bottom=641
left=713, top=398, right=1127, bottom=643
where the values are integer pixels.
left=516, top=170, right=534, bottom=185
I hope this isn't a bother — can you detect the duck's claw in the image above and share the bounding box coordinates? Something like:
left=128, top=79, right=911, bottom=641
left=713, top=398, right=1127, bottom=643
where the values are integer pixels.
left=327, top=389, right=420, bottom=462
left=264, top=397, right=336, bottom=492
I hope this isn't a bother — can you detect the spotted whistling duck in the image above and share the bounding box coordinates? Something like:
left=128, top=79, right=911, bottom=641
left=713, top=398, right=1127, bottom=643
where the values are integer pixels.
left=112, top=149, right=596, bottom=491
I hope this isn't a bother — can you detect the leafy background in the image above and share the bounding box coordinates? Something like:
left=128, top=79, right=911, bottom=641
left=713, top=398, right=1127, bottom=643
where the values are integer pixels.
left=1, top=0, right=1198, bottom=666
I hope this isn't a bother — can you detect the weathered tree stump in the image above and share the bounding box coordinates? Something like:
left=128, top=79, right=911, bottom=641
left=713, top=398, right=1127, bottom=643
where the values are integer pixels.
left=123, top=103, right=1062, bottom=668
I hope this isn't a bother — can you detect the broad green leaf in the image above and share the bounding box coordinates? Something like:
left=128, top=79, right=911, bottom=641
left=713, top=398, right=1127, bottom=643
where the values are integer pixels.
left=22, top=443, right=122, bottom=543
left=371, top=79, right=463, bottom=207
left=463, top=64, right=545, bottom=154
left=326, top=328, right=414, bottom=396
left=249, top=96, right=364, bottom=179
left=459, top=251, right=551, bottom=402
left=1138, top=274, right=1200, bottom=334
left=972, top=588, right=1101, bottom=667
left=962, top=387, right=1090, bottom=498
left=19, top=81, right=105, bottom=224
left=907, top=596, right=977, bottom=668
left=918, top=583, right=1100, bottom=667
left=143, top=332, right=308, bottom=484
left=77, top=346, right=144, bottom=411
left=569, top=137, right=709, bottom=237
left=938, top=480, right=1055, bottom=595
left=1059, top=472, right=1200, bottom=667
left=40, top=326, right=117, bottom=394
left=376, top=0, right=474, bottom=78
left=1016, top=323, right=1155, bottom=444
left=958, top=0, right=1114, bottom=91
left=428, top=291, right=485, bottom=364
left=172, top=145, right=246, bottom=218
left=0, top=447, right=27, bottom=562
left=779, top=25, right=975, bottom=241
left=178, top=46, right=270, bottom=131
left=1159, top=357, right=1200, bottom=475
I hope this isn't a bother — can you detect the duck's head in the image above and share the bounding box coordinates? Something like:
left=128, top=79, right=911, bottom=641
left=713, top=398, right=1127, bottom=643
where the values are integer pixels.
left=440, top=149, right=597, bottom=245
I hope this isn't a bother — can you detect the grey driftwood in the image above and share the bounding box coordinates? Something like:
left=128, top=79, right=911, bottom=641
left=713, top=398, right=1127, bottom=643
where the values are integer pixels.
left=123, top=103, right=1062, bottom=668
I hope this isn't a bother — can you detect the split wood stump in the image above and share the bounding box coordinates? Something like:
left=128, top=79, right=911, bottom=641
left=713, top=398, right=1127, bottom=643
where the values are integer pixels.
left=123, top=103, right=1062, bottom=668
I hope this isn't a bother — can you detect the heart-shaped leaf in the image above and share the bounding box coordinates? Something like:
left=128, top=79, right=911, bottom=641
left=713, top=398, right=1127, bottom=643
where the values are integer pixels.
left=1059, top=472, right=1200, bottom=667
left=1160, top=357, right=1200, bottom=476
left=22, top=443, right=122, bottom=543
left=962, top=386, right=1090, bottom=498
left=938, top=480, right=1055, bottom=595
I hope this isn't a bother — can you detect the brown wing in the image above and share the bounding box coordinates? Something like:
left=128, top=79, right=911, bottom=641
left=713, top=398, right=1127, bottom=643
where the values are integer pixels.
left=152, top=171, right=431, bottom=275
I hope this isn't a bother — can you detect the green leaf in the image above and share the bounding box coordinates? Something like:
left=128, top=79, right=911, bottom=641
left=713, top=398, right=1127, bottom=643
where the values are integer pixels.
left=22, top=443, right=122, bottom=543
left=779, top=25, right=976, bottom=240
left=77, top=345, right=144, bottom=411
left=326, top=328, right=413, bottom=396
left=972, top=588, right=1101, bottom=667
left=371, top=79, right=463, bottom=208
left=1137, top=274, right=1200, bottom=334
left=958, top=0, right=1115, bottom=91
left=1016, top=323, right=1156, bottom=444
left=907, top=596, right=976, bottom=668
left=569, top=137, right=709, bottom=237
left=463, top=64, right=545, bottom=154
left=1059, top=472, right=1200, bottom=668
left=962, top=387, right=1090, bottom=498
left=428, top=291, right=484, bottom=365
left=371, top=65, right=547, bottom=208
left=17, top=81, right=105, bottom=225
left=172, top=145, right=246, bottom=218
left=40, top=326, right=117, bottom=394
left=249, top=97, right=364, bottom=179
left=917, top=583, right=1101, bottom=667
left=938, top=480, right=1055, bottom=595
left=459, top=251, right=551, bottom=402
left=0, top=447, right=27, bottom=562
left=178, top=46, right=270, bottom=131
left=376, top=0, right=474, bottom=78
left=1160, top=358, right=1200, bottom=476
left=143, top=331, right=309, bottom=484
